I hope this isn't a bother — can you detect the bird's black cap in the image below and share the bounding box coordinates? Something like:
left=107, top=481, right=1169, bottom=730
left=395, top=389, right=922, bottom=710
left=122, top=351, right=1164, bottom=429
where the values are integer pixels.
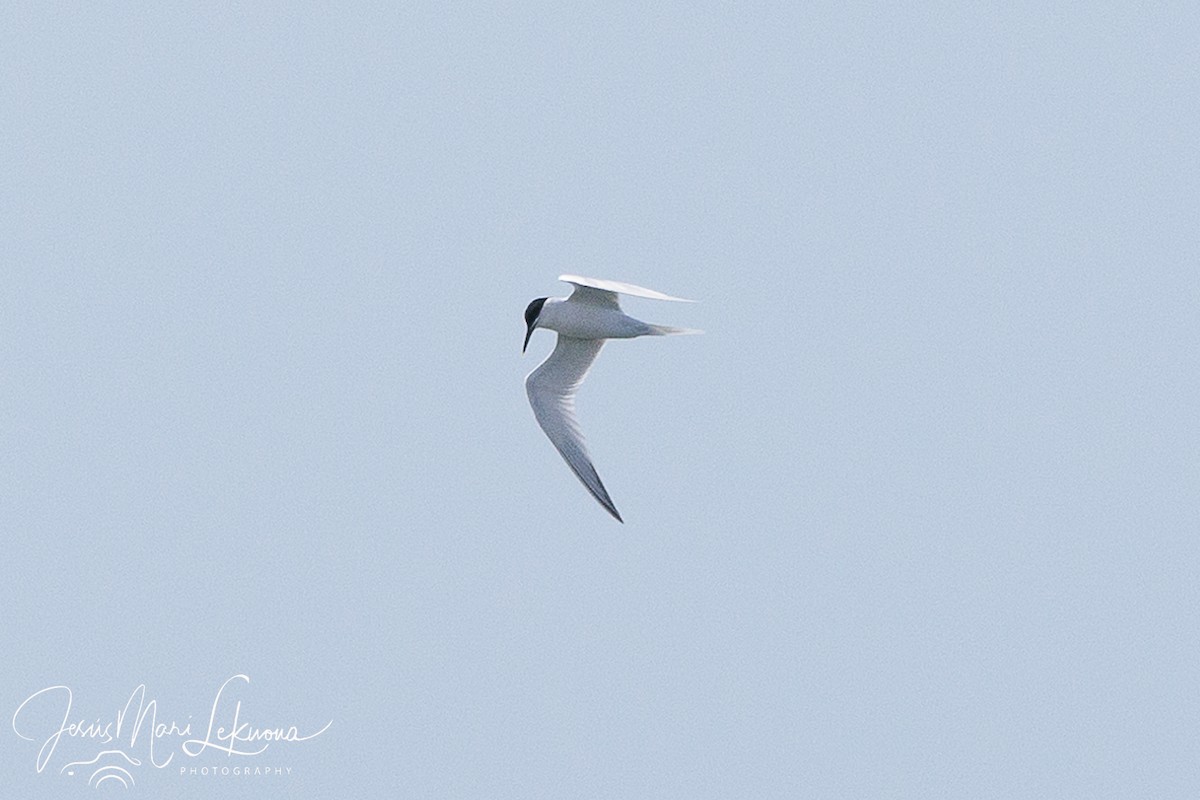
left=523, top=297, right=547, bottom=352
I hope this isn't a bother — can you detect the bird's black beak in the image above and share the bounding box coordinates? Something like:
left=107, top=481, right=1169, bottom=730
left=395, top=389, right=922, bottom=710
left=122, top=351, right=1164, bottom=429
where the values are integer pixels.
left=523, top=324, right=534, bottom=353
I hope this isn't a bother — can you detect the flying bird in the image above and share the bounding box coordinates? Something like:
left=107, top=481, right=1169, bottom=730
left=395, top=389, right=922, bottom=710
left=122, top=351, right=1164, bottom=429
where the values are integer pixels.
left=523, top=275, right=700, bottom=522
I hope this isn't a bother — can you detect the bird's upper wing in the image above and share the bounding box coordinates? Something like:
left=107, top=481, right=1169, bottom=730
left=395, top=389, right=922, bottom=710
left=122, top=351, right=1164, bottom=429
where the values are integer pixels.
left=559, top=274, right=695, bottom=305
left=525, top=335, right=622, bottom=522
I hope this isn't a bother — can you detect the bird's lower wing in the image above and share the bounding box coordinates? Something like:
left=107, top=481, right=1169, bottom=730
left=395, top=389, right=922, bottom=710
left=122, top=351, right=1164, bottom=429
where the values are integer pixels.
left=525, top=336, right=623, bottom=523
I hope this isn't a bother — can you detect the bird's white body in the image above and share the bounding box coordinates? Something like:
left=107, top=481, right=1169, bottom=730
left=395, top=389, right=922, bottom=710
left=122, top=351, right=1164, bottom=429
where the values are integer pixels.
left=523, top=275, right=700, bottom=522
left=535, top=297, right=656, bottom=340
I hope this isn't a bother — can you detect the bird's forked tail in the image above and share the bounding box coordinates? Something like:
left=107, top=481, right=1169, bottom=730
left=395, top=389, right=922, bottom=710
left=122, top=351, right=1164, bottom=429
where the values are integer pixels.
left=646, top=324, right=703, bottom=336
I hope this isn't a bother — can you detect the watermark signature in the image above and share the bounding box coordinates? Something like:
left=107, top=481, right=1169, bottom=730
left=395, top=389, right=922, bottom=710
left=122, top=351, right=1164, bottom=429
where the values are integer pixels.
left=11, top=674, right=331, bottom=790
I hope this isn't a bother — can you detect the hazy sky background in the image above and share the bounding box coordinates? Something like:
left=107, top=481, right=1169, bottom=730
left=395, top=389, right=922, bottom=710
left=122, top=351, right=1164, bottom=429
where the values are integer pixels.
left=2, top=3, right=1197, bottom=798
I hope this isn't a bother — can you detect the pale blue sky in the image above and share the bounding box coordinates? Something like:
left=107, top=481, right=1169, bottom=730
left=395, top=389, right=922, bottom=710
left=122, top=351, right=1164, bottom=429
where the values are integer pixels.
left=2, top=3, right=1197, bottom=798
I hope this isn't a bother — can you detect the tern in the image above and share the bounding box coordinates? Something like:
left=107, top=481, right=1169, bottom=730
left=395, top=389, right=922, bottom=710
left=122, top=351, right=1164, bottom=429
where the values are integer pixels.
left=523, top=275, right=700, bottom=522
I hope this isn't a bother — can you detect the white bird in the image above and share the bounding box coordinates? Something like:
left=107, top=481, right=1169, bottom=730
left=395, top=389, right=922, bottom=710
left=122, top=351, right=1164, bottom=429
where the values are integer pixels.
left=523, top=275, right=700, bottom=522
